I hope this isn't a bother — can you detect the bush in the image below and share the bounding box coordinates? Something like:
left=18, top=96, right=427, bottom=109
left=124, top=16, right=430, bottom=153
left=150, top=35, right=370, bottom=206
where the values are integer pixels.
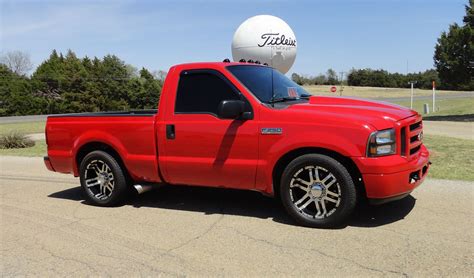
left=0, top=133, right=35, bottom=149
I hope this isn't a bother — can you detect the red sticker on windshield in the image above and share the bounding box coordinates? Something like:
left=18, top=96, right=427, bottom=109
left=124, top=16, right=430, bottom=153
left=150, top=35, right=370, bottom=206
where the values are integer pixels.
left=288, top=87, right=298, bottom=97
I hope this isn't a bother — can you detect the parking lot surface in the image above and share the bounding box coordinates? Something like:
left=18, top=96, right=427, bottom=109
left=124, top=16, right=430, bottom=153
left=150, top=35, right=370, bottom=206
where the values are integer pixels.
left=1, top=156, right=473, bottom=276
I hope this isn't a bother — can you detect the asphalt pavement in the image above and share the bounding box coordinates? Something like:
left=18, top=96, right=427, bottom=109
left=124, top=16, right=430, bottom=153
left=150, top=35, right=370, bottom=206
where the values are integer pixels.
left=1, top=156, right=472, bottom=276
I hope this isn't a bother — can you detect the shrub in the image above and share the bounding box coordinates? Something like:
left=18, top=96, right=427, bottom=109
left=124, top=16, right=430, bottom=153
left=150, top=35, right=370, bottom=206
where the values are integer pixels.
left=0, top=133, right=35, bottom=149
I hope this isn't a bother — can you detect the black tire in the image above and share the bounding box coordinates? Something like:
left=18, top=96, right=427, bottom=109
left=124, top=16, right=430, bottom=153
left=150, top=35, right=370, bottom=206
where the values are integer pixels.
left=280, top=154, right=356, bottom=228
left=79, top=150, right=129, bottom=206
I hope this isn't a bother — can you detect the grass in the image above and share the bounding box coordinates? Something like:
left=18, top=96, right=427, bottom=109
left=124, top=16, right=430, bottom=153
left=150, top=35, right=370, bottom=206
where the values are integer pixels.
left=303, top=85, right=473, bottom=117
left=0, top=139, right=47, bottom=157
left=423, top=135, right=474, bottom=181
left=304, top=85, right=467, bottom=98
left=0, top=121, right=46, bottom=135
left=391, top=97, right=474, bottom=117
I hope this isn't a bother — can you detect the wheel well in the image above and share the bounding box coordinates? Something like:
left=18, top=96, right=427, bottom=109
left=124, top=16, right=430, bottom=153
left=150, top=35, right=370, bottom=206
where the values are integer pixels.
left=76, top=142, right=130, bottom=180
left=272, top=147, right=365, bottom=199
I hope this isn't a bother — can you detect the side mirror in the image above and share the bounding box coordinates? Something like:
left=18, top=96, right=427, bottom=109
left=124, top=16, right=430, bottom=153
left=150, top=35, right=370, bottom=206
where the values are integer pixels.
left=218, top=100, right=248, bottom=119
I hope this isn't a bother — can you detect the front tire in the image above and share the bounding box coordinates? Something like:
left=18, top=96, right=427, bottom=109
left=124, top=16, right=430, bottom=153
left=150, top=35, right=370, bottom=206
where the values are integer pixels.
left=280, top=154, right=356, bottom=228
left=79, top=150, right=129, bottom=206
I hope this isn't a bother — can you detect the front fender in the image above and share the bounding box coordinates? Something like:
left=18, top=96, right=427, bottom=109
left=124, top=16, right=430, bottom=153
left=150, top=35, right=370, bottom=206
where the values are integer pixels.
left=256, top=129, right=370, bottom=193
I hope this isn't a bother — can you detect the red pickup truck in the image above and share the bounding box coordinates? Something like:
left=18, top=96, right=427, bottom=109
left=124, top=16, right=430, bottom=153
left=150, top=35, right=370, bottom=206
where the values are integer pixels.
left=44, top=61, right=430, bottom=227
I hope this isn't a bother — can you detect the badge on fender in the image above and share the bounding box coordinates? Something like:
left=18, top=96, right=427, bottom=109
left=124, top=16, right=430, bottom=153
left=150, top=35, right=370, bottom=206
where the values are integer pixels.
left=261, top=128, right=283, bottom=135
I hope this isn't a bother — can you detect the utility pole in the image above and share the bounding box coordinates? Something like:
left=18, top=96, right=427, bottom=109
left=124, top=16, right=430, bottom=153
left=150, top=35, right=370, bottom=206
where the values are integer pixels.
left=432, top=81, right=436, bottom=112
left=408, top=81, right=416, bottom=109
left=339, top=71, right=345, bottom=96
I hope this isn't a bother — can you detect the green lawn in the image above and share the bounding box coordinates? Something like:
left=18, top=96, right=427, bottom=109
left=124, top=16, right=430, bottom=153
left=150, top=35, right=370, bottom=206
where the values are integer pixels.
left=0, top=121, right=46, bottom=135
left=0, top=140, right=47, bottom=157
left=303, top=85, right=473, bottom=117
left=391, top=97, right=474, bottom=117
left=304, top=85, right=467, bottom=99
left=423, top=135, right=474, bottom=181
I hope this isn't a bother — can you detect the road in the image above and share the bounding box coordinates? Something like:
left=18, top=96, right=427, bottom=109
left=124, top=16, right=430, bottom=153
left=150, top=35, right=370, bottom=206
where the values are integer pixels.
left=1, top=156, right=472, bottom=276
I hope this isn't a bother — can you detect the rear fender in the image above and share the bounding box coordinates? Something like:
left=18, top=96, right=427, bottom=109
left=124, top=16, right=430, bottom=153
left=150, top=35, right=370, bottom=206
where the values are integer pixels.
left=72, top=130, right=129, bottom=176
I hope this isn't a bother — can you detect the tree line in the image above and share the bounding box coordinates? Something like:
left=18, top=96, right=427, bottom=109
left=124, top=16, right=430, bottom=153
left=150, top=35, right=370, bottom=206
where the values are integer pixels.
left=0, top=50, right=164, bottom=116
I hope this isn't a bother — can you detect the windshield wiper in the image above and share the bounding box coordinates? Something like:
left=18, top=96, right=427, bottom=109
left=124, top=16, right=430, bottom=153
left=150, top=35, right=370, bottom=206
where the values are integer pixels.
left=269, top=94, right=312, bottom=104
left=268, top=96, right=299, bottom=104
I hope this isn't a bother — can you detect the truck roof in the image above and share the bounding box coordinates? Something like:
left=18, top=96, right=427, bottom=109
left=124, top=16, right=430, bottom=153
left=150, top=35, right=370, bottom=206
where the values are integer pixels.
left=171, top=61, right=270, bottom=69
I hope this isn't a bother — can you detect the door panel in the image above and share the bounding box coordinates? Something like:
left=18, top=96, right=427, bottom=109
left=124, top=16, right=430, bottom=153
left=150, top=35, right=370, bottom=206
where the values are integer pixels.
left=162, top=114, right=258, bottom=189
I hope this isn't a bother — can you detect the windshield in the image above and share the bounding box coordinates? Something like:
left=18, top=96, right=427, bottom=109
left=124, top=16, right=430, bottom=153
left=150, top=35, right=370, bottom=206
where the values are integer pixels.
left=227, top=65, right=310, bottom=103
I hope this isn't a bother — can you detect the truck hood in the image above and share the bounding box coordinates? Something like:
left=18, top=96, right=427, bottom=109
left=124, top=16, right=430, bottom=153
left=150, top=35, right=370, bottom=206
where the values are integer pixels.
left=290, top=96, right=417, bottom=130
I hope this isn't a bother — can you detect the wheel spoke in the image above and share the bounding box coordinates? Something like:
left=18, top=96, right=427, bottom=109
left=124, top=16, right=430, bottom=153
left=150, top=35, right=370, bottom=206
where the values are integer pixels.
left=320, top=199, right=327, bottom=215
left=296, top=178, right=311, bottom=186
left=325, top=196, right=338, bottom=203
left=291, top=183, right=308, bottom=191
left=297, top=197, right=314, bottom=210
left=326, top=190, right=339, bottom=198
left=85, top=178, right=100, bottom=187
left=325, top=179, right=336, bottom=189
left=314, top=199, right=322, bottom=216
left=314, top=167, right=320, bottom=182
left=321, top=173, right=335, bottom=186
left=294, top=193, right=310, bottom=207
left=105, top=182, right=114, bottom=192
left=307, top=167, right=315, bottom=183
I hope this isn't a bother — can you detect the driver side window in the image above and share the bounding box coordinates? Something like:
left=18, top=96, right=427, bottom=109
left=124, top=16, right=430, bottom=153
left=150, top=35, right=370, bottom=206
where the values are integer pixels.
left=175, top=70, right=240, bottom=116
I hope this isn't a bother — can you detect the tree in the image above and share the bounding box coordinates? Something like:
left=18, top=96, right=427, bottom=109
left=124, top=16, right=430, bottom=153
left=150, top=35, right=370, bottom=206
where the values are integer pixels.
left=434, top=0, right=474, bottom=90
left=153, top=70, right=167, bottom=83
left=326, top=69, right=338, bottom=85
left=291, top=73, right=303, bottom=85
left=464, top=0, right=473, bottom=27
left=0, top=50, right=33, bottom=76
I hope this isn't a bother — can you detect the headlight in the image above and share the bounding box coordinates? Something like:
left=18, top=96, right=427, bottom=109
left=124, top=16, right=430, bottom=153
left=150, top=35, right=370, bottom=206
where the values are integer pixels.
left=367, top=129, right=396, bottom=157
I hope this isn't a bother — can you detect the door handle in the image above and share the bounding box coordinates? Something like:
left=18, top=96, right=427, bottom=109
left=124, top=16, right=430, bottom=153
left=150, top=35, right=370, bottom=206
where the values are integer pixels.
left=166, top=124, right=175, bottom=140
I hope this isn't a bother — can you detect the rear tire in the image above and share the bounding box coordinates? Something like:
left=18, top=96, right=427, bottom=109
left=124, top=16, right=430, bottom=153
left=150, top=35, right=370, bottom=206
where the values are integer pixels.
left=280, top=154, right=356, bottom=228
left=79, top=150, right=129, bottom=206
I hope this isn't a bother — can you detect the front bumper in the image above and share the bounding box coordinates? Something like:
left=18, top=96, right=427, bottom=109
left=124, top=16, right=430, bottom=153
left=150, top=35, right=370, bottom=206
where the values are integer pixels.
left=353, top=145, right=430, bottom=202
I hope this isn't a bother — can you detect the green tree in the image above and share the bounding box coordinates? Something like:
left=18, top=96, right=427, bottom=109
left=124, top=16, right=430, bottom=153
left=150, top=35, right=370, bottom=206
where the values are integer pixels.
left=326, top=69, right=338, bottom=85
left=434, top=0, right=474, bottom=90
left=0, top=64, right=46, bottom=116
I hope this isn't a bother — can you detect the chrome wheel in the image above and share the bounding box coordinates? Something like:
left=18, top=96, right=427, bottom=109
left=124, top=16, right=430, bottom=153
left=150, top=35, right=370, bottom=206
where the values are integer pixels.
left=84, top=159, right=115, bottom=200
left=289, top=165, right=341, bottom=219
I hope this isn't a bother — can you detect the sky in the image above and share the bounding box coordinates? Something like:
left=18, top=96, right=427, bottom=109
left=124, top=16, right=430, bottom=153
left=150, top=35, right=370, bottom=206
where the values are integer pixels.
left=0, top=0, right=468, bottom=76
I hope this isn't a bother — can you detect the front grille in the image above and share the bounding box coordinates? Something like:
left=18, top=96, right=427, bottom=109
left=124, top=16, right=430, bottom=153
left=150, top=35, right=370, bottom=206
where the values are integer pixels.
left=410, top=145, right=421, bottom=155
left=406, top=120, right=423, bottom=157
left=410, top=121, right=422, bottom=131
left=400, top=127, right=407, bottom=156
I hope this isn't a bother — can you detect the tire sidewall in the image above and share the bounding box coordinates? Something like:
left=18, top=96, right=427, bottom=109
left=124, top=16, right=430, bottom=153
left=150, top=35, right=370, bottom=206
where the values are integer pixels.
left=79, top=150, right=128, bottom=206
left=280, top=154, right=356, bottom=228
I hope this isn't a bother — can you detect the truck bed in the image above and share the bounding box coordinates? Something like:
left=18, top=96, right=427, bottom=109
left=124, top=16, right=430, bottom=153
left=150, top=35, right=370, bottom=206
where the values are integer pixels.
left=48, top=109, right=158, bottom=118
left=46, top=110, right=161, bottom=183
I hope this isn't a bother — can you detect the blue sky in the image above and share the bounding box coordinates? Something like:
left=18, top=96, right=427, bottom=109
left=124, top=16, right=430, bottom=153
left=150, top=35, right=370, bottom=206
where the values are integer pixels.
left=0, top=0, right=468, bottom=76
